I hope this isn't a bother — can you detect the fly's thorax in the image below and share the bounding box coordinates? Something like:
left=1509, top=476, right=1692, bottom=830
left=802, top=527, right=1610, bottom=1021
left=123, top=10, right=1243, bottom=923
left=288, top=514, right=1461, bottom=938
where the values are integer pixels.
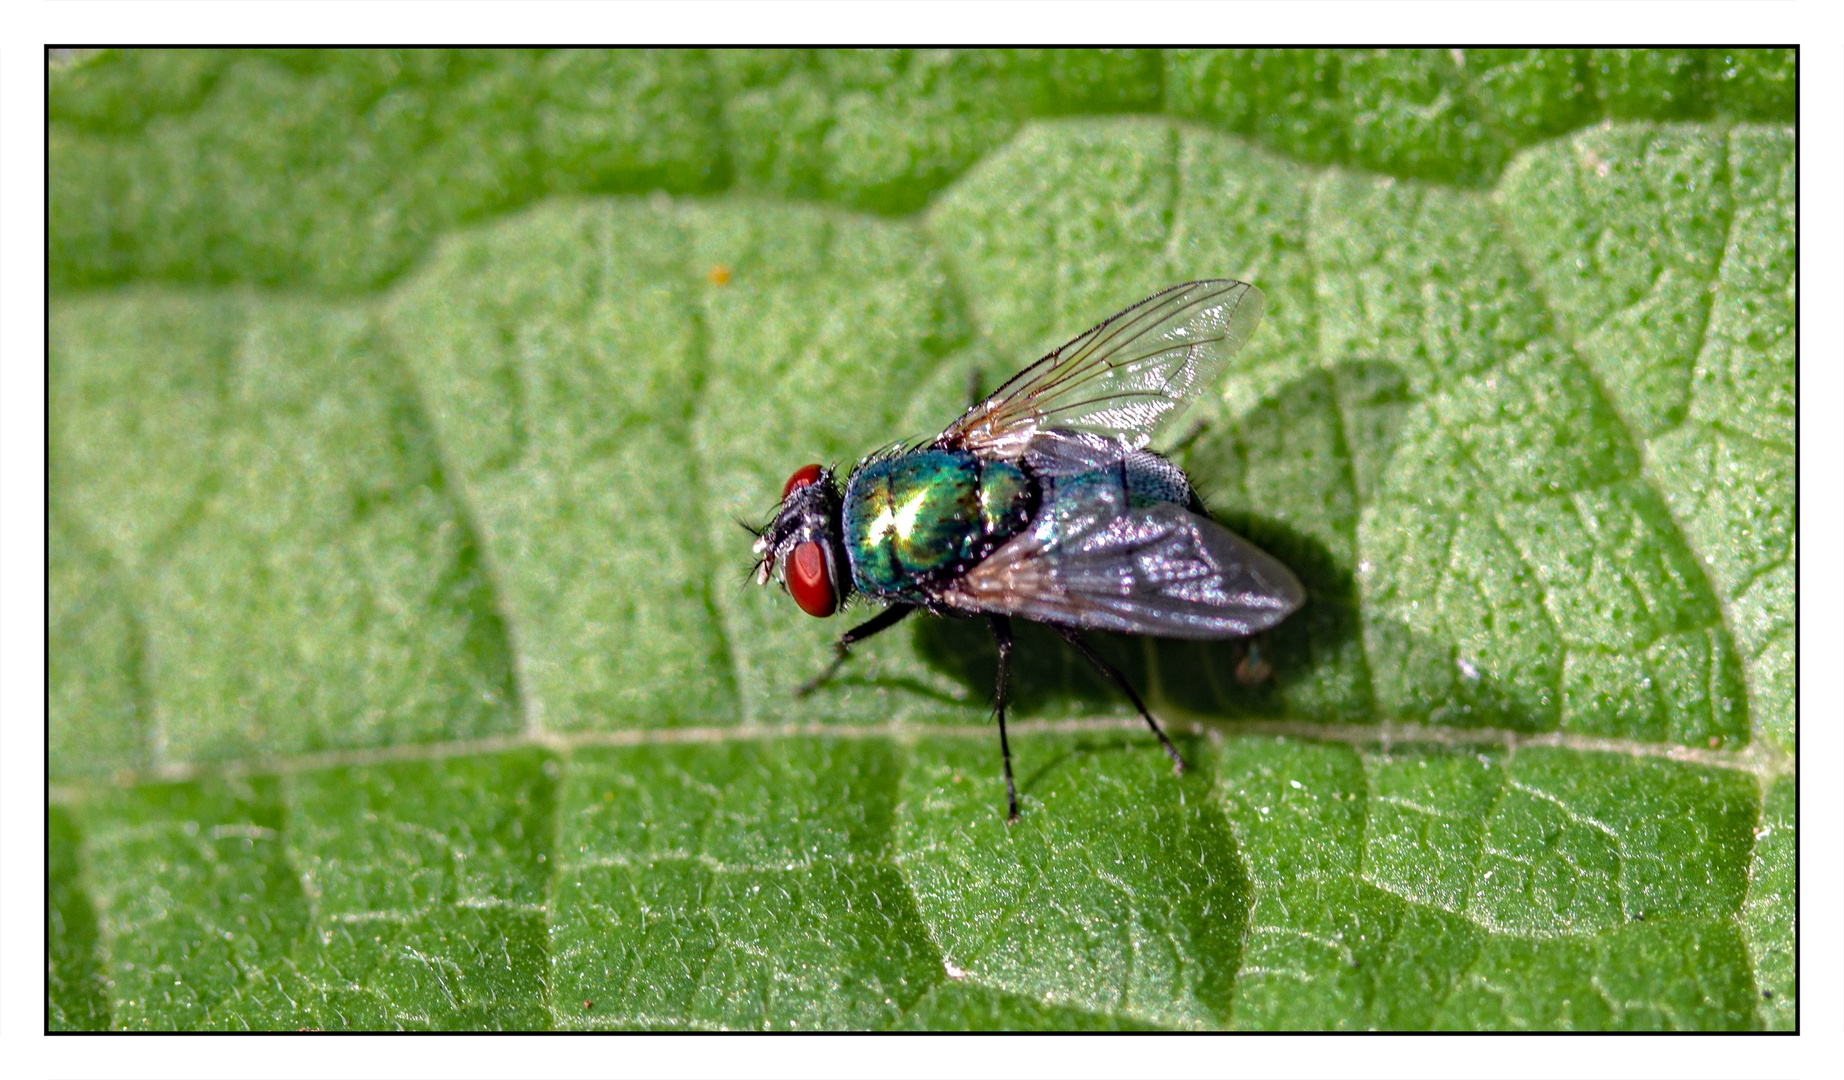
left=841, top=450, right=1036, bottom=600
left=978, top=458, right=1034, bottom=538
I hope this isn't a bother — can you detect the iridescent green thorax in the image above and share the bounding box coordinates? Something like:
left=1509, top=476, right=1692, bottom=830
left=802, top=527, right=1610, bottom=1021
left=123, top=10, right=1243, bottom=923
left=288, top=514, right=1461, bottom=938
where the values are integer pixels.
left=842, top=450, right=1034, bottom=601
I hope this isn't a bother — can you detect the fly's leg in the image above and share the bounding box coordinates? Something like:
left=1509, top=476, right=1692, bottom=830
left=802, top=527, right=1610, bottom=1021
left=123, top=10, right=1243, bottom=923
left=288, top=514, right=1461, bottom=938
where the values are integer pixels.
left=1234, top=637, right=1273, bottom=687
left=990, top=615, right=1020, bottom=822
left=794, top=603, right=915, bottom=697
left=1055, top=626, right=1186, bottom=775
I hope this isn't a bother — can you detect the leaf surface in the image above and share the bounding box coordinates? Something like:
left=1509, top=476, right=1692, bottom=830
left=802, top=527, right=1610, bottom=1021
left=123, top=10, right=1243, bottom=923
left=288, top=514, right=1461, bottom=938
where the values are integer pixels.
left=49, top=49, right=1794, bottom=1030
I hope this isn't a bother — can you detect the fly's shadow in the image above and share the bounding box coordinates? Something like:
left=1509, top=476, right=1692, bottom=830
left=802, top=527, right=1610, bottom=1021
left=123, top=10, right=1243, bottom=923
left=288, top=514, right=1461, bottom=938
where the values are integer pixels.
left=1010, top=730, right=1206, bottom=798
left=912, top=354, right=1706, bottom=741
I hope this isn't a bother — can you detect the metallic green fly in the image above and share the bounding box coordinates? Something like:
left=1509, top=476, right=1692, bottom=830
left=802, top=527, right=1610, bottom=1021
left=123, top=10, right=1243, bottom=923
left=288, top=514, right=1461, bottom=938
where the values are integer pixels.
left=751, top=280, right=1305, bottom=820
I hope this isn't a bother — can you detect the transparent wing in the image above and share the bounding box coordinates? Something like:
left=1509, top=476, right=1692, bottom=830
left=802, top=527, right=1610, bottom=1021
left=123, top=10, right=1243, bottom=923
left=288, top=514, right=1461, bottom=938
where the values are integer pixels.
left=935, top=279, right=1264, bottom=461
left=939, top=479, right=1304, bottom=640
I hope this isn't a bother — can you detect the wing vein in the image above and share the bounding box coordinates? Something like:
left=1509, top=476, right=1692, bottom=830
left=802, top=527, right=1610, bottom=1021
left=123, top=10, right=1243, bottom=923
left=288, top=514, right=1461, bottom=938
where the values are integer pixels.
left=934, top=280, right=1262, bottom=464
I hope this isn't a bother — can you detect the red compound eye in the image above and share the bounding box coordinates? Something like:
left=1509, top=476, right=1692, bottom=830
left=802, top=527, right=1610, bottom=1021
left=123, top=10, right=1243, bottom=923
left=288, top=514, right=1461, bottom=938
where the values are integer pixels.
left=786, top=541, right=837, bottom=618
left=782, top=463, right=824, bottom=500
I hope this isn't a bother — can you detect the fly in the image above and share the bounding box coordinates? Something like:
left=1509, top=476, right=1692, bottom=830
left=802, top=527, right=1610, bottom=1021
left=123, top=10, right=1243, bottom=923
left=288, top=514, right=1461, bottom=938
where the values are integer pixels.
left=751, top=280, right=1305, bottom=820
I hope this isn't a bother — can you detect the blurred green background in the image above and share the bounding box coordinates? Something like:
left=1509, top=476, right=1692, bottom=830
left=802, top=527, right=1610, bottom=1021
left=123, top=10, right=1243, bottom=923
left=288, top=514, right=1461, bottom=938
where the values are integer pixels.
left=50, top=49, right=1794, bottom=1031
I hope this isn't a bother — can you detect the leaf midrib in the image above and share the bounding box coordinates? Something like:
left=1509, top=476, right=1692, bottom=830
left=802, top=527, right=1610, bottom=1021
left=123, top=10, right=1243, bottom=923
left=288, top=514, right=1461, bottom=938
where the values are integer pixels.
left=46, top=714, right=1791, bottom=809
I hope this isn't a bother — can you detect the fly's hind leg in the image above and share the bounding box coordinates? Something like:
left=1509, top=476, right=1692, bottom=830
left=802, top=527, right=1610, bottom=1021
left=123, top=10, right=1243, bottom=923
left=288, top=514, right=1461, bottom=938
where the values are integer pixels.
left=989, top=615, right=1020, bottom=822
left=1054, top=626, right=1186, bottom=775
left=794, top=603, right=915, bottom=697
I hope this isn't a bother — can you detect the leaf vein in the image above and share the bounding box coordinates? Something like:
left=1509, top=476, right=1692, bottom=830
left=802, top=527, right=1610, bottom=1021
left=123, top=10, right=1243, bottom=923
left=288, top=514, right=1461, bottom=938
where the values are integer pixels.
left=1491, top=160, right=1753, bottom=745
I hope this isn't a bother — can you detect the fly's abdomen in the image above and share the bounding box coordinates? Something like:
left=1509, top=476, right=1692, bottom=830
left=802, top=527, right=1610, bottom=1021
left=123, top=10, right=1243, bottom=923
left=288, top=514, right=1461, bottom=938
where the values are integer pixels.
left=843, top=451, right=1034, bottom=600
left=1039, top=448, right=1196, bottom=510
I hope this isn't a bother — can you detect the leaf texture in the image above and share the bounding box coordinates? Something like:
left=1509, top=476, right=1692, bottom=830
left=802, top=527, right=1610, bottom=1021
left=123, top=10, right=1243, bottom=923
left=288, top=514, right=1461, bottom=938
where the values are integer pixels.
left=49, top=49, right=1794, bottom=1031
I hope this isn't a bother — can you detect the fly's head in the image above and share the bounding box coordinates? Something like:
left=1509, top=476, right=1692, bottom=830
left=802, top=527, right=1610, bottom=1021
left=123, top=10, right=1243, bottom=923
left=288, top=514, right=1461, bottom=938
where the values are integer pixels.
left=752, top=464, right=849, bottom=618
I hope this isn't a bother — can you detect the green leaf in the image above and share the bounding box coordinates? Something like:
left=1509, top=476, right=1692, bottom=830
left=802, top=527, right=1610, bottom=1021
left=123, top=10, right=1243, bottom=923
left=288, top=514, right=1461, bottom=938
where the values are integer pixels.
left=48, top=805, right=111, bottom=1029
left=50, top=293, right=520, bottom=768
left=50, top=49, right=1793, bottom=1030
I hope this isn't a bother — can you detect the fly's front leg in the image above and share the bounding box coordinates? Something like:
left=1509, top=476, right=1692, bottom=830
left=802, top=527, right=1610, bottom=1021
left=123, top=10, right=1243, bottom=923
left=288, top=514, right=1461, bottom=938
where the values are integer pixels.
left=794, top=603, right=914, bottom=697
left=1055, top=626, right=1186, bottom=775
left=989, top=615, right=1020, bottom=822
